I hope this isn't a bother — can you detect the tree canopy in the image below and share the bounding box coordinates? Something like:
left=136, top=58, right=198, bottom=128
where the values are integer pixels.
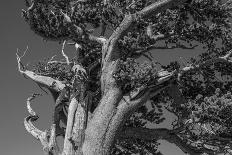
left=17, top=0, right=232, bottom=155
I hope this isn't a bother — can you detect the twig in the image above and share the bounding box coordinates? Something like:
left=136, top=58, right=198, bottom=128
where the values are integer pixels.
left=61, top=40, right=70, bottom=65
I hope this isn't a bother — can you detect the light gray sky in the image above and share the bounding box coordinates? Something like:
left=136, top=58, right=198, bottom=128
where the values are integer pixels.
left=0, top=1, right=205, bottom=155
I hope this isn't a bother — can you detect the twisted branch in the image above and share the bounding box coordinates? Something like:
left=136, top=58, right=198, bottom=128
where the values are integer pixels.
left=24, top=94, right=60, bottom=155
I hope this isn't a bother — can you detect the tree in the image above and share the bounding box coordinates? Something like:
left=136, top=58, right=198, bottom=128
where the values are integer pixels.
left=17, top=0, right=232, bottom=154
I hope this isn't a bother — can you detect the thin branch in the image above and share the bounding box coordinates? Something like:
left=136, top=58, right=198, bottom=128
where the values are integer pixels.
left=61, top=40, right=70, bottom=65
left=178, top=49, right=232, bottom=79
left=24, top=94, right=60, bottom=155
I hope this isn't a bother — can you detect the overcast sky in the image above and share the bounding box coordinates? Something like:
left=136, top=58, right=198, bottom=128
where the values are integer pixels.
left=0, top=1, right=205, bottom=155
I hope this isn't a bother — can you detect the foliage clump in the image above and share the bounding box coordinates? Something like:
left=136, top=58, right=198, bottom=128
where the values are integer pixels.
left=113, top=58, right=158, bottom=93
left=32, top=59, right=75, bottom=81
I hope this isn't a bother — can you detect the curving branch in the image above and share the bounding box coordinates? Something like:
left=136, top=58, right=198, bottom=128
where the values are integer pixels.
left=104, top=0, right=187, bottom=63
left=61, top=40, right=70, bottom=65
left=24, top=94, right=60, bottom=155
left=109, top=70, right=175, bottom=137
left=16, top=51, right=66, bottom=92
left=119, top=127, right=215, bottom=155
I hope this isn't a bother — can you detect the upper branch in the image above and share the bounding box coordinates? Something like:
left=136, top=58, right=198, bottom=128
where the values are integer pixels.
left=22, top=0, right=106, bottom=44
left=105, top=0, right=187, bottom=62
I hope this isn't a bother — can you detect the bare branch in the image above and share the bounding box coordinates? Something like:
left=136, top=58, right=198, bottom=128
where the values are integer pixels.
left=24, top=94, right=43, bottom=139
left=24, top=94, right=60, bottom=155
left=63, top=97, right=78, bottom=155
left=61, top=40, right=70, bottom=65
left=16, top=51, right=65, bottom=92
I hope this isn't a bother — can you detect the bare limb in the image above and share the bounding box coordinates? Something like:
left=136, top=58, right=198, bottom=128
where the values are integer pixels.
left=62, top=97, right=78, bottom=155
left=62, top=67, right=88, bottom=154
left=105, top=0, right=187, bottom=63
left=24, top=94, right=60, bottom=155
left=61, top=40, right=70, bottom=65
left=16, top=51, right=65, bottom=92
left=24, top=94, right=43, bottom=139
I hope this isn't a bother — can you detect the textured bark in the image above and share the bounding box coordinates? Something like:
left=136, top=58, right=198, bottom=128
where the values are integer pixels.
left=62, top=97, right=79, bottom=155
left=82, top=87, right=122, bottom=155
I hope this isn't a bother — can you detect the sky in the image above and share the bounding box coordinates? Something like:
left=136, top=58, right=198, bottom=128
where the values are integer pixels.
left=0, top=1, right=204, bottom=155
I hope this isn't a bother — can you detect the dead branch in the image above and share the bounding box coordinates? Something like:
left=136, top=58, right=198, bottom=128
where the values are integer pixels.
left=61, top=40, right=70, bottom=65
left=16, top=50, right=65, bottom=92
left=24, top=94, right=60, bottom=155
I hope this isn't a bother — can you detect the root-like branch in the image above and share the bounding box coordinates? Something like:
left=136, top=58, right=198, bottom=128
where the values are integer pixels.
left=24, top=94, right=61, bottom=155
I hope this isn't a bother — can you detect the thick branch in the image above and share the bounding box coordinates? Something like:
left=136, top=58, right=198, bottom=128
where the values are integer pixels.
left=120, top=127, right=215, bottom=155
left=105, top=0, right=187, bottom=63
left=62, top=97, right=78, bottom=155
left=62, top=66, right=88, bottom=155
